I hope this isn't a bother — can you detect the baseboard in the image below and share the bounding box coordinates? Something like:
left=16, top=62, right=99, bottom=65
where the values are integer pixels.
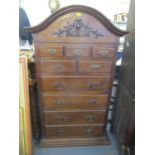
left=38, top=136, right=110, bottom=147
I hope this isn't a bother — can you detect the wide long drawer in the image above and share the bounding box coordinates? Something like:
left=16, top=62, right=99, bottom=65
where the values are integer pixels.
left=40, top=76, right=111, bottom=93
left=45, top=125, right=104, bottom=138
left=44, top=110, right=106, bottom=125
left=42, top=94, right=108, bottom=110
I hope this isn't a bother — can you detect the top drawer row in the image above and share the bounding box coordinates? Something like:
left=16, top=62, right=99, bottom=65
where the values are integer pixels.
left=37, top=45, right=115, bottom=59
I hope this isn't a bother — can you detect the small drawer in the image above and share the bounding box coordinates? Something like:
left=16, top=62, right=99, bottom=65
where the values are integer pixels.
left=79, top=60, right=113, bottom=73
left=41, top=76, right=111, bottom=93
left=66, top=46, right=90, bottom=57
left=92, top=47, right=115, bottom=59
left=38, top=45, right=63, bottom=57
left=44, top=111, right=106, bottom=125
left=45, top=125, right=104, bottom=138
left=42, top=94, right=108, bottom=110
left=39, top=60, right=76, bottom=74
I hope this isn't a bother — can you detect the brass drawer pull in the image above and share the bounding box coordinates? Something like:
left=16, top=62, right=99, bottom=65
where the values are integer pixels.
left=52, top=82, right=64, bottom=90
left=73, top=49, right=82, bottom=56
left=85, top=128, right=94, bottom=135
left=85, top=115, right=96, bottom=122
left=88, top=99, right=97, bottom=105
left=98, top=50, right=109, bottom=56
left=91, top=64, right=101, bottom=70
left=48, top=49, right=56, bottom=55
left=54, top=129, right=65, bottom=136
left=55, top=116, right=66, bottom=123
left=53, top=64, right=64, bottom=72
left=53, top=100, right=65, bottom=106
left=88, top=82, right=99, bottom=89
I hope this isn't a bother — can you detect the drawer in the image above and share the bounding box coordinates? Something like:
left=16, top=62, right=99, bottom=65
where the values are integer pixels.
left=44, top=111, right=106, bottom=125
left=39, top=60, right=77, bottom=73
left=92, top=47, right=115, bottom=59
left=38, top=45, right=63, bottom=57
left=79, top=60, right=112, bottom=73
left=42, top=94, right=108, bottom=110
left=66, top=46, right=90, bottom=57
left=41, top=76, right=111, bottom=93
left=45, top=125, right=104, bottom=138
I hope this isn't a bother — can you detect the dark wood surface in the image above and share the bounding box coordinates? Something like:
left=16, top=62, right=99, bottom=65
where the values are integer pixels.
left=38, top=45, right=64, bottom=57
left=45, top=124, right=104, bottom=138
left=79, top=60, right=113, bottom=73
left=39, top=136, right=110, bottom=147
left=26, top=5, right=128, bottom=36
left=27, top=5, right=127, bottom=147
left=39, top=60, right=77, bottom=73
left=66, top=46, right=90, bottom=57
left=112, top=0, right=135, bottom=154
left=44, top=110, right=106, bottom=125
left=42, top=94, right=108, bottom=110
left=40, top=76, right=111, bottom=93
left=92, top=46, right=115, bottom=59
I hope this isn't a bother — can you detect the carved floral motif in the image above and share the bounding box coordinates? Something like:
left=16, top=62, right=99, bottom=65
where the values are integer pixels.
left=52, top=19, right=104, bottom=38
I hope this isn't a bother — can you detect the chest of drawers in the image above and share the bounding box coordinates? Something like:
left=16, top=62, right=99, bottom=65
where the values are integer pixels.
left=27, top=5, right=127, bottom=147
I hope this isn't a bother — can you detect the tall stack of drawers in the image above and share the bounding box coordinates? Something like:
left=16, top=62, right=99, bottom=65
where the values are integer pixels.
left=27, top=5, right=127, bottom=147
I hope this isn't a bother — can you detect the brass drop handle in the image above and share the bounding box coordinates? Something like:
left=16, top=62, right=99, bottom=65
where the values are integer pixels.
left=91, top=64, right=101, bottom=70
left=88, top=82, right=99, bottom=89
left=85, top=115, right=96, bottom=122
left=55, top=116, right=66, bottom=123
left=73, top=49, right=82, bottom=56
left=98, top=50, right=109, bottom=56
left=85, top=128, right=94, bottom=135
left=54, top=129, right=65, bottom=136
left=52, top=82, right=64, bottom=90
left=53, top=64, right=64, bottom=72
left=88, top=99, right=97, bottom=105
left=53, top=100, right=65, bottom=106
left=48, top=49, right=56, bottom=55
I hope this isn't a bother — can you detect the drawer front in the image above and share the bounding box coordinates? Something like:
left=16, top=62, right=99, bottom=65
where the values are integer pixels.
left=42, top=94, right=108, bottom=110
left=38, top=45, right=63, bottom=57
left=92, top=47, right=115, bottom=59
left=41, top=76, right=111, bottom=93
left=66, top=46, right=90, bottom=57
left=79, top=60, right=113, bottom=73
left=44, top=111, right=106, bottom=125
left=45, top=125, right=104, bottom=138
left=39, top=60, right=76, bottom=73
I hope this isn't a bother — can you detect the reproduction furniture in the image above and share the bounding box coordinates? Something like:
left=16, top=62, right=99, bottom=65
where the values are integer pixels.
left=26, top=5, right=127, bottom=147
left=19, top=57, right=32, bottom=155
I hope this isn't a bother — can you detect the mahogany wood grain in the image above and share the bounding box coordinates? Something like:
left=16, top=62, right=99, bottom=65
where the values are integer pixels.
left=66, top=46, right=90, bottom=58
left=92, top=46, right=115, bottom=59
left=26, top=5, right=127, bottom=146
left=44, top=110, right=106, bottom=125
left=40, top=76, right=111, bottom=93
left=39, top=60, right=77, bottom=73
left=39, top=136, right=110, bottom=147
left=79, top=60, right=113, bottom=73
left=42, top=94, right=108, bottom=110
left=45, top=125, right=104, bottom=138
left=38, top=45, right=63, bottom=57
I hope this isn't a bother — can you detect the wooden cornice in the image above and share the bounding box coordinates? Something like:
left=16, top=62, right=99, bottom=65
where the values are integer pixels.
left=26, top=5, right=128, bottom=36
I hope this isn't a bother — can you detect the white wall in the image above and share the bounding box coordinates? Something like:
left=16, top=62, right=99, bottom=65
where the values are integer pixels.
left=20, top=0, right=130, bottom=26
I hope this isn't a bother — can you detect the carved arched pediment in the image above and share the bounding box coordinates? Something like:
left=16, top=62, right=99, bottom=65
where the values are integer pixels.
left=26, top=5, right=128, bottom=36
